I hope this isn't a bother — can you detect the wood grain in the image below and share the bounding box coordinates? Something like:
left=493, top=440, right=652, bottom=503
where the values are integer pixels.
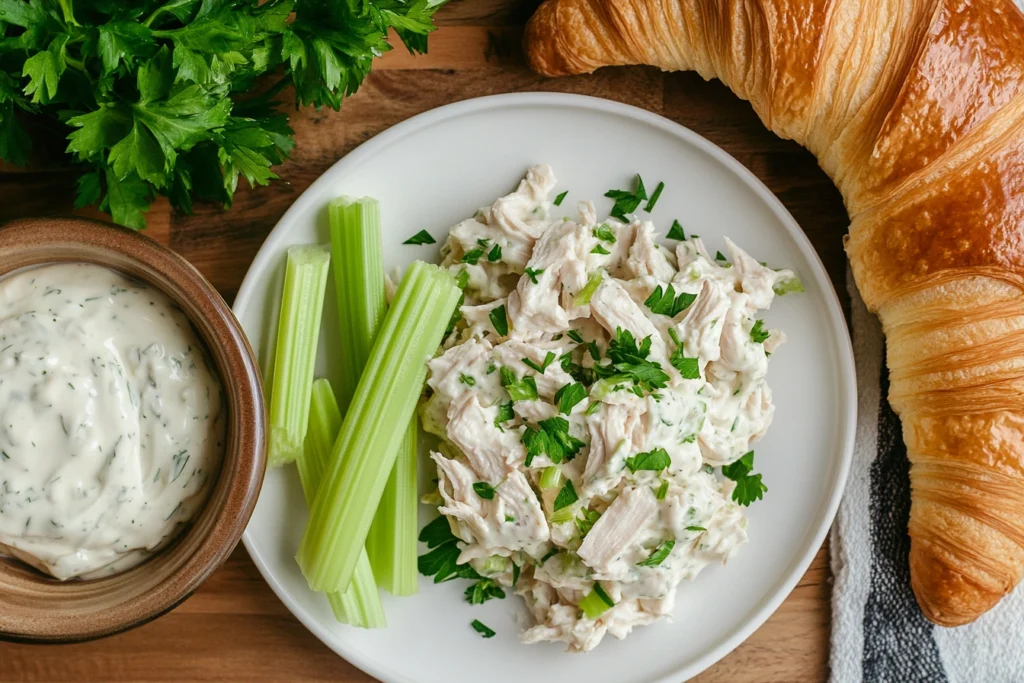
left=0, top=2, right=846, bottom=680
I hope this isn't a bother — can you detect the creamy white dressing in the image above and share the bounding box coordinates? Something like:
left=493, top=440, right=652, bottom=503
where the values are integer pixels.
left=0, top=264, right=225, bottom=580
left=422, top=165, right=799, bottom=651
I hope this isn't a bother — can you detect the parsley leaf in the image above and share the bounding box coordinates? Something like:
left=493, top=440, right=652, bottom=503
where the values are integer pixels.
left=417, top=516, right=484, bottom=584
left=643, top=284, right=697, bottom=317
left=524, top=267, right=543, bottom=284
left=487, top=243, right=502, bottom=262
left=403, top=230, right=435, bottom=245
left=459, top=374, right=475, bottom=386
left=655, top=479, right=669, bottom=500
left=576, top=507, right=601, bottom=537
left=553, top=190, right=568, bottom=206
left=605, top=174, right=647, bottom=221
left=494, top=401, right=515, bottom=427
left=489, top=304, right=508, bottom=336
left=636, top=539, right=675, bottom=567
left=553, top=479, right=579, bottom=511
left=471, top=619, right=496, bottom=638
left=465, top=578, right=505, bottom=605
left=593, top=224, right=616, bottom=243
left=566, top=329, right=584, bottom=344
left=473, top=482, right=496, bottom=500
left=668, top=329, right=701, bottom=380
left=686, top=525, right=706, bottom=532
left=721, top=451, right=768, bottom=506
left=667, top=220, right=686, bottom=241
left=625, top=447, right=672, bottom=474
left=462, top=247, right=485, bottom=265
left=591, top=244, right=610, bottom=255
left=644, top=181, right=665, bottom=212
left=522, top=352, right=556, bottom=374
left=500, top=366, right=538, bottom=402
left=522, top=417, right=586, bottom=466
left=554, top=382, right=586, bottom=415
left=750, top=319, right=770, bottom=344
left=596, top=328, right=670, bottom=393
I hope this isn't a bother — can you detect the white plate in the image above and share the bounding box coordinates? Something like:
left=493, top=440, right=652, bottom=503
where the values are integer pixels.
left=234, top=93, right=856, bottom=683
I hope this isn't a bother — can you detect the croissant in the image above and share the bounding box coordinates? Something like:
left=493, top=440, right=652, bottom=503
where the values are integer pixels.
left=524, top=0, right=1024, bottom=626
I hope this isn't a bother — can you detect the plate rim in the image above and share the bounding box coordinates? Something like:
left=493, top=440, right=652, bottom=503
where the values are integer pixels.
left=234, top=91, right=857, bottom=683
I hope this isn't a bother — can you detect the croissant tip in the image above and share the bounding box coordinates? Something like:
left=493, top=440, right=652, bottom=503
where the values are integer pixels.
left=523, top=0, right=577, bottom=77
left=910, top=542, right=1006, bottom=627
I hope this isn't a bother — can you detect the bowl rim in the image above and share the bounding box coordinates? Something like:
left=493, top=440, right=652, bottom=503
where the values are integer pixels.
left=0, top=216, right=266, bottom=643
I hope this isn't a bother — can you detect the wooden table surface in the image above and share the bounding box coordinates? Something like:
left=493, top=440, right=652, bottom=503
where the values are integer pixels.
left=0, top=1, right=851, bottom=680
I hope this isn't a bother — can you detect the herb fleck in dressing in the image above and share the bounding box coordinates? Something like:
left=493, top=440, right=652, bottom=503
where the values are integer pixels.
left=0, top=264, right=224, bottom=580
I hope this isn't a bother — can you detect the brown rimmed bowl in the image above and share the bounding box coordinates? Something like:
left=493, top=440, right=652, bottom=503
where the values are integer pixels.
left=0, top=217, right=266, bottom=642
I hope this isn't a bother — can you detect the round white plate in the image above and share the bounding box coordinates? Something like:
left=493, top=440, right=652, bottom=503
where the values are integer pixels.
left=234, top=93, right=856, bottom=683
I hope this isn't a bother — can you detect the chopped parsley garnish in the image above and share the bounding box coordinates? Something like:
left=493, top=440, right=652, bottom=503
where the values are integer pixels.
left=686, top=525, right=707, bottom=532
left=462, top=247, right=486, bottom=265
left=592, top=328, right=670, bottom=393
left=567, top=329, right=585, bottom=344
left=644, top=181, right=665, bottom=212
left=540, top=547, right=560, bottom=564
left=487, top=363, right=497, bottom=375
left=773, top=277, right=805, bottom=295
left=585, top=401, right=602, bottom=416
left=593, top=224, right=617, bottom=243
left=471, top=619, right=496, bottom=638
left=605, top=174, right=647, bottom=221
left=655, top=479, right=669, bottom=500
left=524, top=267, right=543, bottom=284
left=576, top=508, right=602, bottom=537
left=722, top=451, right=768, bottom=506
left=494, top=401, right=515, bottom=427
left=644, top=284, right=697, bottom=317
left=500, top=367, right=538, bottom=401
left=554, top=190, right=569, bottom=206
left=455, top=269, right=470, bottom=290
left=477, top=238, right=491, bottom=247
left=636, top=539, right=675, bottom=567
left=505, top=515, right=515, bottom=523
left=512, top=561, right=521, bottom=585
left=715, top=250, right=728, bottom=262
left=465, top=578, right=505, bottom=605
left=487, top=243, right=502, bottom=262
left=553, top=479, right=579, bottom=511
left=668, top=329, right=700, bottom=379
left=459, top=374, right=476, bottom=386
left=418, top=516, right=483, bottom=583
left=473, top=482, right=496, bottom=500
left=587, top=340, right=602, bottom=361
left=489, top=304, right=509, bottom=336
left=403, top=230, right=436, bottom=245
left=522, top=417, right=586, bottom=466
left=522, top=352, right=556, bottom=374
left=591, top=244, right=610, bottom=255
left=554, top=382, right=587, bottom=415
left=625, top=447, right=671, bottom=474
left=667, top=220, right=686, bottom=241
left=750, top=319, right=770, bottom=344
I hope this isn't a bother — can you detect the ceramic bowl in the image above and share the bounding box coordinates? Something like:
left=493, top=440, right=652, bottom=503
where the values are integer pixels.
left=0, top=217, right=265, bottom=642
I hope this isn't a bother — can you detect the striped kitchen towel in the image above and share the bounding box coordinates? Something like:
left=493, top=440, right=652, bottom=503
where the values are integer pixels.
left=829, top=269, right=1024, bottom=682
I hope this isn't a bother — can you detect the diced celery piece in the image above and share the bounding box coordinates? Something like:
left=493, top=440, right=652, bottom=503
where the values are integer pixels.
left=268, top=245, right=330, bottom=467
left=589, top=373, right=631, bottom=401
left=330, top=196, right=419, bottom=597
left=573, top=271, right=603, bottom=307
left=539, top=466, right=562, bottom=490
left=297, top=261, right=461, bottom=593
left=298, top=379, right=385, bottom=628
left=773, top=276, right=805, bottom=295
left=579, top=582, right=615, bottom=620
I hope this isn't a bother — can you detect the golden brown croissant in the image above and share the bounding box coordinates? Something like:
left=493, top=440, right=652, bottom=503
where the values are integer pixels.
left=525, top=0, right=1024, bottom=626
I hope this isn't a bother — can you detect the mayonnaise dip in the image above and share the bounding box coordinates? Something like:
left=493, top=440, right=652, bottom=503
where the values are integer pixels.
left=0, top=263, right=225, bottom=579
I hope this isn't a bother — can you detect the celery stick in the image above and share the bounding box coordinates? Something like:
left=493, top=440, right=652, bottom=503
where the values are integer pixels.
left=299, top=379, right=385, bottom=628
left=329, top=197, right=386, bottom=413
left=366, top=417, right=419, bottom=595
left=330, top=196, right=419, bottom=596
left=268, top=245, right=331, bottom=467
left=297, top=261, right=460, bottom=593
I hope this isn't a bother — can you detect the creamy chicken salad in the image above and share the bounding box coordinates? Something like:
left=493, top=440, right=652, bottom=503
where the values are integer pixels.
left=418, top=165, right=801, bottom=651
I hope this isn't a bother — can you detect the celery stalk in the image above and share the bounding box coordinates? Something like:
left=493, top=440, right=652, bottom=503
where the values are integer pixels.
left=366, top=417, right=419, bottom=595
left=268, top=245, right=331, bottom=467
left=330, top=196, right=419, bottom=596
left=329, top=197, right=387, bottom=413
left=299, top=379, right=386, bottom=628
left=297, top=261, right=461, bottom=593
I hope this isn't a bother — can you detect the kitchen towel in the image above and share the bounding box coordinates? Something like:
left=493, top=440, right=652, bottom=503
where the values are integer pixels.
left=829, top=269, right=1024, bottom=683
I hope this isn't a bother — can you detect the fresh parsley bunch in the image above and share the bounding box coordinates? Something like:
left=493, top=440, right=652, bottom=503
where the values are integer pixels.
left=0, top=0, right=442, bottom=228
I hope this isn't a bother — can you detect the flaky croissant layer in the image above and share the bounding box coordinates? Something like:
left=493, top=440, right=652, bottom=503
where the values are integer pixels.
left=526, top=0, right=1024, bottom=625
